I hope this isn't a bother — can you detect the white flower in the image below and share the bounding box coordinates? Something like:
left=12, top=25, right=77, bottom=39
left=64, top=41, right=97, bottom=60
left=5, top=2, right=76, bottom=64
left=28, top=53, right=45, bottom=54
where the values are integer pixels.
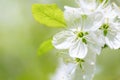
left=75, top=0, right=108, bottom=14
left=111, top=3, right=120, bottom=27
left=97, top=3, right=120, bottom=49
left=52, top=7, right=104, bottom=59
left=50, top=50, right=96, bottom=80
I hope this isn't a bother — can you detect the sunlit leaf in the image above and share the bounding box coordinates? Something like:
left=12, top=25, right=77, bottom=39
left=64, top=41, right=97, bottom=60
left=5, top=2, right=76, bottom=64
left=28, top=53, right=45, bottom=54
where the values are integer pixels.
left=32, top=4, right=66, bottom=28
left=38, top=39, right=54, bottom=56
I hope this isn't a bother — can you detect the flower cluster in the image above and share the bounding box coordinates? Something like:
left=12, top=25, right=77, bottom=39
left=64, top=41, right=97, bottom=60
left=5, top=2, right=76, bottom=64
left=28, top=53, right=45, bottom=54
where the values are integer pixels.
left=51, top=0, right=120, bottom=80
left=52, top=0, right=120, bottom=59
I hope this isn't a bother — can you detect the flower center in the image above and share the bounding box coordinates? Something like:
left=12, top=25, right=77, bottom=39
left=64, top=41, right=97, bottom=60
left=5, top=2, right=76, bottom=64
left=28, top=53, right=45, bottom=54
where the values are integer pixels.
left=77, top=32, right=84, bottom=38
left=75, top=58, right=85, bottom=62
left=102, top=24, right=109, bottom=29
left=100, top=24, right=109, bottom=36
left=77, top=32, right=88, bottom=44
left=75, top=58, right=85, bottom=69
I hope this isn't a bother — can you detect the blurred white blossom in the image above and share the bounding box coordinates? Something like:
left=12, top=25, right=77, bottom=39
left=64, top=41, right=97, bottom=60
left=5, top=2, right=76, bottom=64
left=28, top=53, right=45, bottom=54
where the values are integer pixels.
left=51, top=51, right=96, bottom=80
left=96, top=3, right=120, bottom=49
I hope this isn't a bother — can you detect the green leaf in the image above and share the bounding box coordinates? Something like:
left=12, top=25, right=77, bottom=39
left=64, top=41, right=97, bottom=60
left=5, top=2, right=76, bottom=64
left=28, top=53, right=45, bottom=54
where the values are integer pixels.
left=38, top=39, right=54, bottom=56
left=32, top=4, right=67, bottom=28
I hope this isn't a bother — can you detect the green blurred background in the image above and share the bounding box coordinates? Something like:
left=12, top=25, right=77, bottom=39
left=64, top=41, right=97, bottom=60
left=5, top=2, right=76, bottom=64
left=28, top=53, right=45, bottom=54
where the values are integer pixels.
left=0, top=0, right=120, bottom=80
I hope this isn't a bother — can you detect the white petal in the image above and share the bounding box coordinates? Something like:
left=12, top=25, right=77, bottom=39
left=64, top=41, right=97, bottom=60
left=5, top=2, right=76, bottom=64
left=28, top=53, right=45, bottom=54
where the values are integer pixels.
left=109, top=23, right=120, bottom=32
left=69, top=40, right=88, bottom=59
left=112, top=3, right=120, bottom=15
left=64, top=6, right=82, bottom=28
left=83, top=12, right=104, bottom=31
left=66, top=63, right=78, bottom=75
left=103, top=5, right=116, bottom=19
left=105, top=32, right=120, bottom=49
left=88, top=44, right=102, bottom=55
left=52, top=30, right=75, bottom=49
left=58, top=51, right=75, bottom=63
left=86, top=32, right=104, bottom=55
left=76, top=0, right=97, bottom=12
left=50, top=59, right=77, bottom=80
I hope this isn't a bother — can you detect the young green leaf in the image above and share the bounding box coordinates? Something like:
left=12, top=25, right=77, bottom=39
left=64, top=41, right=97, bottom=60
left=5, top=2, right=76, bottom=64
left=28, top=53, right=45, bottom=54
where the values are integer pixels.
left=32, top=4, right=66, bottom=28
left=38, top=39, right=54, bottom=56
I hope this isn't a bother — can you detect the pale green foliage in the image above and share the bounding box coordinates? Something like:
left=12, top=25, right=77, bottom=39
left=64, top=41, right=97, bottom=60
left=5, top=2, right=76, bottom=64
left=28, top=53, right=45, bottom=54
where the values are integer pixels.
left=96, top=0, right=109, bottom=4
left=38, top=39, right=54, bottom=55
left=32, top=4, right=66, bottom=28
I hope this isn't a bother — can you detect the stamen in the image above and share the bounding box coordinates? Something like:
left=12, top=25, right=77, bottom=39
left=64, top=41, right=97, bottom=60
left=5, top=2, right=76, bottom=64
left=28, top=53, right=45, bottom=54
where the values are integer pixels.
left=99, top=23, right=109, bottom=36
left=75, top=58, right=85, bottom=63
left=82, top=38, right=87, bottom=44
left=81, top=15, right=87, bottom=30
left=104, top=29, right=108, bottom=36
left=77, top=32, right=84, bottom=38
left=103, top=24, right=109, bottom=29
left=77, top=32, right=88, bottom=44
left=75, top=58, right=85, bottom=70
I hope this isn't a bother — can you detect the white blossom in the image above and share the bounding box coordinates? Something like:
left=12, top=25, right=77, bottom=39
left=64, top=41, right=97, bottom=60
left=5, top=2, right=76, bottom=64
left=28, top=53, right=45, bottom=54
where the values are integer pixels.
left=97, top=3, right=120, bottom=49
left=51, top=1, right=120, bottom=80
left=50, top=50, right=96, bottom=80
left=52, top=6, right=104, bottom=59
